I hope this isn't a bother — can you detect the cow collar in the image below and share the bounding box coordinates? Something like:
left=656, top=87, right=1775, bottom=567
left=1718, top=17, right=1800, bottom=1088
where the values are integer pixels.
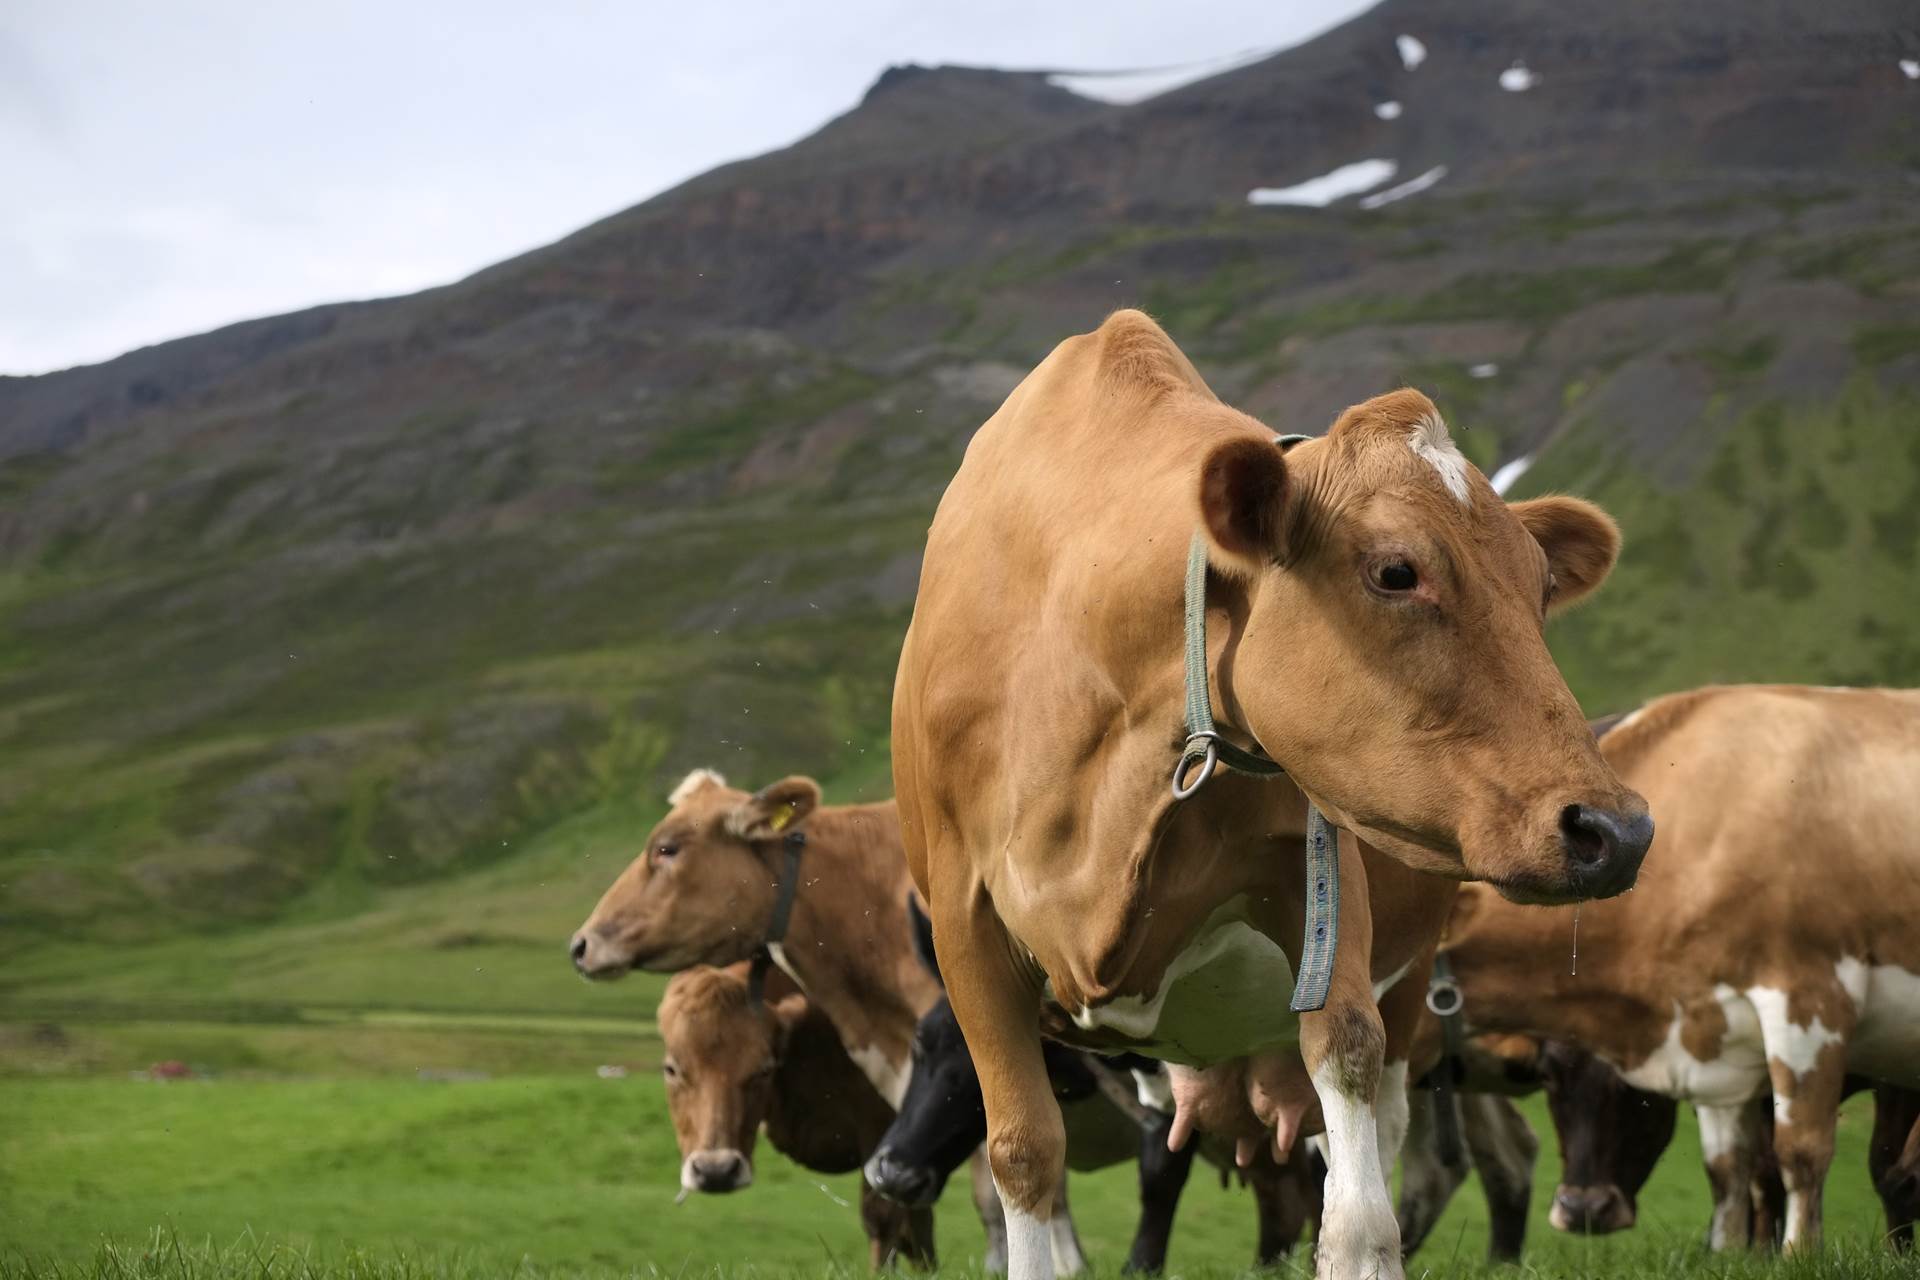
left=1170, top=432, right=1338, bottom=1013
left=1421, top=951, right=1470, bottom=1172
left=746, top=828, right=808, bottom=1008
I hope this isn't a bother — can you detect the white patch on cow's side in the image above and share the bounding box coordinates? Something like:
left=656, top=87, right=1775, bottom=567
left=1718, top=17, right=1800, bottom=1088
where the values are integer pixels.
left=1048, top=1213, right=1087, bottom=1276
left=668, top=767, right=727, bottom=805
left=1374, top=100, right=1403, bottom=120
left=850, top=1044, right=912, bottom=1110
left=1311, top=1060, right=1405, bottom=1279
left=1397, top=34, right=1427, bottom=70
left=996, top=1183, right=1055, bottom=1280
left=1843, top=958, right=1920, bottom=1085
left=1468, top=362, right=1499, bottom=379
left=1488, top=453, right=1535, bottom=497
left=1407, top=411, right=1472, bottom=503
left=1499, top=63, right=1539, bottom=92
left=1133, top=1067, right=1175, bottom=1114
left=1062, top=896, right=1299, bottom=1064
left=1248, top=159, right=1397, bottom=208
left=1618, top=988, right=1769, bottom=1106
left=1359, top=164, right=1448, bottom=209
left=1376, top=1059, right=1411, bottom=1175
left=1900, top=59, right=1919, bottom=80
left=1372, top=957, right=1414, bottom=1001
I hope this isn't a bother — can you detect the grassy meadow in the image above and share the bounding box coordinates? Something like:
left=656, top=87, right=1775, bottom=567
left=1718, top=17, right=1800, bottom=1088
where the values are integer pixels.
left=1, top=779, right=1909, bottom=1280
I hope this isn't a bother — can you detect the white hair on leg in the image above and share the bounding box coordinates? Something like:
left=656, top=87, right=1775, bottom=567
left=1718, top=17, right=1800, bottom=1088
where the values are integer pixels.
left=1407, top=411, right=1471, bottom=503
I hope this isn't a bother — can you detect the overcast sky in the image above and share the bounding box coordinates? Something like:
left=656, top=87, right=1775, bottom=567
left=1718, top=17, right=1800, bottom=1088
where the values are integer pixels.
left=2, top=1, right=1374, bottom=376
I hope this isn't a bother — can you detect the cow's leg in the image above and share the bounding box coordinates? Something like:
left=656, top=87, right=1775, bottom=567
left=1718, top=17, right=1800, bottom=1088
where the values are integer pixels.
left=1698, top=1099, right=1765, bottom=1248
left=1753, top=993, right=1852, bottom=1253
left=941, top=903, right=1064, bottom=1280
left=1046, top=1179, right=1087, bottom=1276
left=1124, top=1109, right=1196, bottom=1273
left=1301, top=834, right=1402, bottom=1280
left=1249, top=1155, right=1317, bottom=1264
left=1462, top=1093, right=1538, bottom=1263
left=1394, top=1082, right=1469, bottom=1258
left=1869, top=1085, right=1920, bottom=1250
left=970, top=1147, right=1009, bottom=1272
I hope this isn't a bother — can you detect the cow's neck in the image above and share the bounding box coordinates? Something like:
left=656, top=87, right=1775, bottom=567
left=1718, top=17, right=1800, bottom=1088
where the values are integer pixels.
left=767, top=805, right=937, bottom=1107
left=1447, top=897, right=1664, bottom=1058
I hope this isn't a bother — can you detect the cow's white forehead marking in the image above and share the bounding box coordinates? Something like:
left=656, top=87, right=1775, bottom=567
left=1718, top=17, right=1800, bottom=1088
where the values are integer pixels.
left=1407, top=411, right=1471, bottom=503
left=669, top=767, right=728, bottom=806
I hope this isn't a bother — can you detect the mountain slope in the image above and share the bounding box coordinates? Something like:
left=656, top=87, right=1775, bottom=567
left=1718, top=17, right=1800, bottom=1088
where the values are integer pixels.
left=1, top=0, right=1917, bottom=949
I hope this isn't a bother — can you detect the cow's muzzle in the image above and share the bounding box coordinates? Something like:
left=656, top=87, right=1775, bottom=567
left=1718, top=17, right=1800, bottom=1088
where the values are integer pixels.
left=1557, top=803, right=1653, bottom=900
left=682, top=1148, right=752, bottom=1194
left=863, top=1148, right=943, bottom=1208
left=1549, top=1183, right=1634, bottom=1234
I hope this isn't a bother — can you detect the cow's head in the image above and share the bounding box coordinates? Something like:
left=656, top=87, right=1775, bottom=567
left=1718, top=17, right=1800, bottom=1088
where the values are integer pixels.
left=657, top=965, right=804, bottom=1195
left=1196, top=389, right=1650, bottom=902
left=570, top=770, right=819, bottom=977
left=1539, top=1040, right=1676, bottom=1234
left=865, top=902, right=1100, bottom=1208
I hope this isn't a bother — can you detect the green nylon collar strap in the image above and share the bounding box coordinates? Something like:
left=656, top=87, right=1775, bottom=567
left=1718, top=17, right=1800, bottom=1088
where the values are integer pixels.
left=1170, top=430, right=1336, bottom=1013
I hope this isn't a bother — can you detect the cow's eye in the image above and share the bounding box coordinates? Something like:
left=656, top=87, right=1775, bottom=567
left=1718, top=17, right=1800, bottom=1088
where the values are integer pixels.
left=653, top=842, right=679, bottom=863
left=1370, top=560, right=1418, bottom=593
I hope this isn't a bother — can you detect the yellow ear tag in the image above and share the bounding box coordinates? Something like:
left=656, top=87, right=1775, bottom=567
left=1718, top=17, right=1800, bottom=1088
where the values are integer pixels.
left=768, top=802, right=797, bottom=833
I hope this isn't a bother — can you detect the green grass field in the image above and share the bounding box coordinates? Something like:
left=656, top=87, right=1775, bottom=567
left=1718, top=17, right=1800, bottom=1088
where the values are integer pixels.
left=0, top=1039, right=1905, bottom=1279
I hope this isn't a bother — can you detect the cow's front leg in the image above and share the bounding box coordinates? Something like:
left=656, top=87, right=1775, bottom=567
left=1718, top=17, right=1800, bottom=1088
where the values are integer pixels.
left=1755, top=1001, right=1851, bottom=1253
left=1300, top=831, right=1402, bottom=1280
left=939, top=897, right=1064, bottom=1280
left=1698, top=1098, right=1765, bottom=1248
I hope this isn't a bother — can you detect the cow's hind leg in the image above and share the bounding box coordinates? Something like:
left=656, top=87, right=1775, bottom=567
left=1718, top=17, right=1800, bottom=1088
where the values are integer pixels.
left=1046, top=1179, right=1087, bottom=1276
left=940, top=897, right=1064, bottom=1280
left=1394, top=1081, right=1469, bottom=1258
left=970, top=1149, right=1009, bottom=1272
left=1462, top=1092, right=1538, bottom=1262
left=1870, top=1085, right=1920, bottom=1250
left=1124, top=1109, right=1196, bottom=1273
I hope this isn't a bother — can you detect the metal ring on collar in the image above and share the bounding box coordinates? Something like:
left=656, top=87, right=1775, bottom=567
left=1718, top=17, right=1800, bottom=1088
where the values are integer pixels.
left=1171, top=737, right=1218, bottom=800
left=1426, top=978, right=1464, bottom=1018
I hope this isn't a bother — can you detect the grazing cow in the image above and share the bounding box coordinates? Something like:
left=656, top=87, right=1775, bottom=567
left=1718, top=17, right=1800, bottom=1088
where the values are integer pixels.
left=891, top=311, right=1648, bottom=1280
left=657, top=963, right=935, bottom=1268
left=570, top=772, right=1008, bottom=1266
left=1531, top=1042, right=1920, bottom=1248
left=1442, top=684, right=1920, bottom=1252
left=1405, top=1035, right=1920, bottom=1252
left=865, top=904, right=1323, bottom=1271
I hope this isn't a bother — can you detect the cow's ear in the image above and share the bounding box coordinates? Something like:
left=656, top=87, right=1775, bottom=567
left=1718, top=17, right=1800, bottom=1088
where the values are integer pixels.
left=1198, top=436, right=1289, bottom=568
left=1509, top=496, right=1620, bottom=611
left=727, top=776, right=821, bottom=841
left=906, top=893, right=944, bottom=988
left=769, top=992, right=809, bottom=1046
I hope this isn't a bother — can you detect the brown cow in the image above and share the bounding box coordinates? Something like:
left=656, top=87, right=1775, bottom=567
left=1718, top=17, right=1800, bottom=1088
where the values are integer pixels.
left=891, top=311, right=1648, bottom=1280
left=1442, top=684, right=1920, bottom=1252
left=571, top=771, right=1016, bottom=1266
left=658, top=963, right=935, bottom=1268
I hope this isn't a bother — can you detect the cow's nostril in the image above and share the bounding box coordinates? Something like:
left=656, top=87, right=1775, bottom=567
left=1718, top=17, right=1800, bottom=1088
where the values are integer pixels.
left=569, top=935, right=589, bottom=966
left=1560, top=804, right=1611, bottom=868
